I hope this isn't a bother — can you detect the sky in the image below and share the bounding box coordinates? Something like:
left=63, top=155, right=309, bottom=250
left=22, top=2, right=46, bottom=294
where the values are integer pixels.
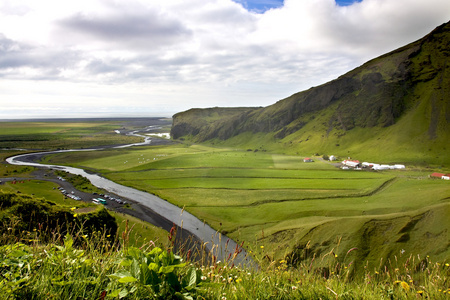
left=0, top=0, right=449, bottom=119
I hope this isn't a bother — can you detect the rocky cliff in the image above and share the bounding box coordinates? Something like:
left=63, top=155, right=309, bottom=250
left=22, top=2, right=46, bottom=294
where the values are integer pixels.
left=171, top=22, right=450, bottom=163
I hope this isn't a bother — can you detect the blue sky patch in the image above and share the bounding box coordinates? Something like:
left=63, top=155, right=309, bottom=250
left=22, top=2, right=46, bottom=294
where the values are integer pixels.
left=234, top=0, right=362, bottom=13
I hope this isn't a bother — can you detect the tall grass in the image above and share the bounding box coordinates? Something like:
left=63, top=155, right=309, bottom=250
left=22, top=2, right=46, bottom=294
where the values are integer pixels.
left=0, top=221, right=448, bottom=299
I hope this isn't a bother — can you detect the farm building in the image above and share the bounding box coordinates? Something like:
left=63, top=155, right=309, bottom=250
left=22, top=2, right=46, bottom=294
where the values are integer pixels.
left=430, top=173, right=450, bottom=180
left=342, top=160, right=360, bottom=168
left=362, top=162, right=406, bottom=170
left=303, top=157, right=313, bottom=162
left=329, top=155, right=336, bottom=161
left=430, top=172, right=446, bottom=179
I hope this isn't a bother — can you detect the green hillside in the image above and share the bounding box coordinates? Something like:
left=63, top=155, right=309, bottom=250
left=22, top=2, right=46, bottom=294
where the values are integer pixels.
left=171, top=21, right=450, bottom=166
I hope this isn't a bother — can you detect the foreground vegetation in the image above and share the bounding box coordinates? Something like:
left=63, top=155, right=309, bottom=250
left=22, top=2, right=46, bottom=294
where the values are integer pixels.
left=1, top=222, right=449, bottom=299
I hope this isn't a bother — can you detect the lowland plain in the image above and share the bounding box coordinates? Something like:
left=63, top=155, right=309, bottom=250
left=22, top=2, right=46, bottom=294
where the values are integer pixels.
left=42, top=141, right=450, bottom=273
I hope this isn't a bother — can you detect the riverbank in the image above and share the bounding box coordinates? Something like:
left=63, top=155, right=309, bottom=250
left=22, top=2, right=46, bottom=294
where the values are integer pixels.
left=5, top=140, right=255, bottom=268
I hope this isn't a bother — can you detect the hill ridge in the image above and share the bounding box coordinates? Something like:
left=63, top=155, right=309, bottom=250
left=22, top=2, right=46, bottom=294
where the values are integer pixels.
left=171, top=21, right=450, bottom=165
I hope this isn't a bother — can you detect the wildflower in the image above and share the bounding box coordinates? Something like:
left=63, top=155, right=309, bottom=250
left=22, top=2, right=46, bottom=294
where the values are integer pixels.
left=375, top=271, right=379, bottom=275
left=73, top=214, right=78, bottom=218
left=445, top=263, right=449, bottom=267
left=82, top=234, right=88, bottom=238
left=33, top=228, right=37, bottom=232
left=334, top=254, right=338, bottom=258
left=400, top=281, right=410, bottom=291
left=107, top=234, right=111, bottom=237
left=70, top=207, right=76, bottom=211
left=292, top=286, right=298, bottom=290
left=201, top=276, right=207, bottom=281
left=260, top=246, right=264, bottom=249
left=417, top=291, right=424, bottom=295
left=236, top=278, right=242, bottom=283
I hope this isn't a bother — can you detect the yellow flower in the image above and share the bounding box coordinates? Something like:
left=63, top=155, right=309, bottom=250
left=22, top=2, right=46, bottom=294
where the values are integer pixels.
left=445, top=263, right=449, bottom=267
left=236, top=278, right=242, bottom=283
left=70, top=207, right=76, bottom=211
left=417, top=291, right=424, bottom=295
left=73, top=214, right=78, bottom=218
left=400, top=281, right=410, bottom=291
left=82, top=234, right=88, bottom=238
left=260, top=246, right=264, bottom=249
left=107, top=234, right=111, bottom=237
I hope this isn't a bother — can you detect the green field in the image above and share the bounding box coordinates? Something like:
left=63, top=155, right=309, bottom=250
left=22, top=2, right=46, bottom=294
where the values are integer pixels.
left=0, top=120, right=143, bottom=149
left=43, top=143, right=450, bottom=269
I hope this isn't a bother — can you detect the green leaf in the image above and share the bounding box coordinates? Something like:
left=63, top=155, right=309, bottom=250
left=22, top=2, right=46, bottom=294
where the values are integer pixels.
left=159, top=265, right=175, bottom=274
left=150, top=247, right=162, bottom=256
left=108, top=271, right=135, bottom=280
left=187, top=268, right=197, bottom=287
left=108, top=289, right=120, bottom=298
left=120, top=258, right=132, bottom=267
left=148, top=262, right=159, bottom=272
left=127, top=247, right=141, bottom=260
left=118, top=288, right=129, bottom=299
left=182, top=293, right=194, bottom=300
left=118, top=276, right=137, bottom=283
left=64, top=234, right=73, bottom=250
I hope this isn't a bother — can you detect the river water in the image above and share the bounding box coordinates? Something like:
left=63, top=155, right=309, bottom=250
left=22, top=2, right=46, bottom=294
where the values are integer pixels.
left=6, top=135, right=254, bottom=268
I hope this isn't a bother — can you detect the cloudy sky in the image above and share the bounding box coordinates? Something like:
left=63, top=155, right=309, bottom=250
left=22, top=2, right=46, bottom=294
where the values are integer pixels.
left=1, top=0, right=449, bottom=119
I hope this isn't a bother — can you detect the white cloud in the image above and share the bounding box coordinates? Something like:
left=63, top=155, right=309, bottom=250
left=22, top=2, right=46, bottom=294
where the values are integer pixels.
left=0, top=0, right=449, bottom=118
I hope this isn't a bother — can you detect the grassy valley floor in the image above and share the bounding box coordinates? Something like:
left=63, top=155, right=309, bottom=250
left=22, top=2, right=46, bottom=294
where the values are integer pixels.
left=42, top=143, right=450, bottom=274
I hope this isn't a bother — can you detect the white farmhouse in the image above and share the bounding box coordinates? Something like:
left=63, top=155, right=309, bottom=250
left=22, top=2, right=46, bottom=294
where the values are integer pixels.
left=342, top=160, right=360, bottom=168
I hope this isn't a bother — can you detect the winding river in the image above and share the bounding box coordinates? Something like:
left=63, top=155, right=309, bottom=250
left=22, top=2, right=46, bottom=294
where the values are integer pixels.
left=6, top=137, right=254, bottom=268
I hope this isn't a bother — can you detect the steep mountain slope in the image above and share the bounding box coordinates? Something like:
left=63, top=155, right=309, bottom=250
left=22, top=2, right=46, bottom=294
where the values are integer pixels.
left=171, top=21, right=450, bottom=165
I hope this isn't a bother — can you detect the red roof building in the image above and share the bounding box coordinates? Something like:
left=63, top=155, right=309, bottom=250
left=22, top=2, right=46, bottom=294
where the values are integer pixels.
left=430, top=172, right=445, bottom=178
